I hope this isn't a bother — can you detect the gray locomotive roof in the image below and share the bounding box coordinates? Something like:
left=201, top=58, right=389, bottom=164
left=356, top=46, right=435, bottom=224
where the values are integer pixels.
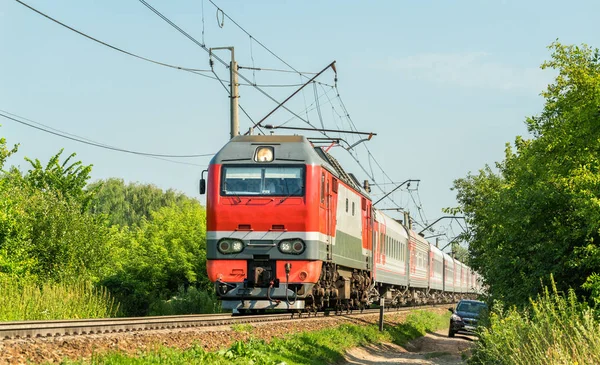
left=211, top=134, right=370, bottom=196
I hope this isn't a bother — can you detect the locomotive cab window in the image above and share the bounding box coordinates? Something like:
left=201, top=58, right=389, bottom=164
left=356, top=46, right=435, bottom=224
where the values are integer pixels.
left=221, top=165, right=304, bottom=197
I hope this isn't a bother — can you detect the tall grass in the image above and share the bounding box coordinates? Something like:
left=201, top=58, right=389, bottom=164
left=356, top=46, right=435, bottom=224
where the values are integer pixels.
left=0, top=278, right=119, bottom=321
left=470, top=277, right=600, bottom=365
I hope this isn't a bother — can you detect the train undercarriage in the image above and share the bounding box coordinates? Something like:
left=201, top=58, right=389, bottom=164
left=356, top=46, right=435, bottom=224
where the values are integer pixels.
left=218, top=261, right=476, bottom=315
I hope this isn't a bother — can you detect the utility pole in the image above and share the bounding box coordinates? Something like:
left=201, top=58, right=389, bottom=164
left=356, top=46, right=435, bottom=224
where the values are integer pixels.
left=210, top=47, right=239, bottom=139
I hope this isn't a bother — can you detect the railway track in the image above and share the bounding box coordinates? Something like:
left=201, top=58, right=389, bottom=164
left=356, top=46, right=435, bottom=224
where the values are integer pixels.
left=0, top=303, right=452, bottom=340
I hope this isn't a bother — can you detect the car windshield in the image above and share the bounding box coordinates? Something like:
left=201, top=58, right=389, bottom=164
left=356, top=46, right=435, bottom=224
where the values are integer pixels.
left=221, top=166, right=304, bottom=197
left=457, top=301, right=487, bottom=314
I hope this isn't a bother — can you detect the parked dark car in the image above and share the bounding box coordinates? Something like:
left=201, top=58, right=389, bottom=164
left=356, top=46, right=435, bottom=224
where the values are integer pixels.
left=448, top=299, right=487, bottom=337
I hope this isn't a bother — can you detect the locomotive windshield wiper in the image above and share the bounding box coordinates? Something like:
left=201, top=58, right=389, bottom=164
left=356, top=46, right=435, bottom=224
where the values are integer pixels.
left=225, top=191, right=242, bottom=203
left=279, top=186, right=303, bottom=204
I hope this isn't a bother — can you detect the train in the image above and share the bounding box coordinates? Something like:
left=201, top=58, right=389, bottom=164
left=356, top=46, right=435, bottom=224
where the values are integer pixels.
left=201, top=134, right=481, bottom=313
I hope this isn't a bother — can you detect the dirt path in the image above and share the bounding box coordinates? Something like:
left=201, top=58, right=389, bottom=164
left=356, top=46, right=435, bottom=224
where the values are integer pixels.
left=343, top=329, right=475, bottom=365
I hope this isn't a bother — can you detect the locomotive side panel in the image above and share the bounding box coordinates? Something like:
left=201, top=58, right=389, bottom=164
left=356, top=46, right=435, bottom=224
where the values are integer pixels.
left=332, top=182, right=368, bottom=270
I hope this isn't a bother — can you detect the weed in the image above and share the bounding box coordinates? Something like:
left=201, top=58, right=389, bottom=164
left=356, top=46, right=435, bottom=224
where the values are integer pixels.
left=470, top=276, right=600, bottom=365
left=0, top=278, right=118, bottom=321
left=231, top=324, right=254, bottom=333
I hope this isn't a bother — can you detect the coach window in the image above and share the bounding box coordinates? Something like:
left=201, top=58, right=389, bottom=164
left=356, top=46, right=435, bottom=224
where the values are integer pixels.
left=352, top=202, right=355, bottom=216
left=345, top=198, right=349, bottom=213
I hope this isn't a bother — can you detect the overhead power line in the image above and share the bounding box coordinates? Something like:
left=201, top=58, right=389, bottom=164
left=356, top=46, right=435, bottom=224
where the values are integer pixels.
left=14, top=0, right=314, bottom=89
left=0, top=111, right=214, bottom=162
left=207, top=0, right=310, bottom=79
left=14, top=0, right=211, bottom=74
left=204, top=0, right=417, bottom=217
left=137, top=0, right=336, bottom=135
left=203, top=0, right=413, bottom=216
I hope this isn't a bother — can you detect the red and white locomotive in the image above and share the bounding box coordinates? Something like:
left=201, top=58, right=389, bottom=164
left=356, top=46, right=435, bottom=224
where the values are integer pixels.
left=202, top=135, right=480, bottom=313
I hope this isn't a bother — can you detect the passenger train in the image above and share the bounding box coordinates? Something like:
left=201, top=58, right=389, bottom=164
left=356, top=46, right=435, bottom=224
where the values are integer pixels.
left=201, top=135, right=480, bottom=313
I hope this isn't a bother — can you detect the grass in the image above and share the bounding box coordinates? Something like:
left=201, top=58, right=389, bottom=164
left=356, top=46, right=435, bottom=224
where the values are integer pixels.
left=231, top=323, right=254, bottom=333
left=469, top=277, right=600, bottom=365
left=59, top=309, right=449, bottom=365
left=0, top=278, right=118, bottom=321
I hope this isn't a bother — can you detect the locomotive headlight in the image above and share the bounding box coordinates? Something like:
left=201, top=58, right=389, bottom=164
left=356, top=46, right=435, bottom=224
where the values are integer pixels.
left=218, top=239, right=244, bottom=254
left=292, top=239, right=305, bottom=254
left=279, top=241, right=293, bottom=253
left=231, top=241, right=243, bottom=252
left=278, top=239, right=305, bottom=255
left=255, top=146, right=274, bottom=162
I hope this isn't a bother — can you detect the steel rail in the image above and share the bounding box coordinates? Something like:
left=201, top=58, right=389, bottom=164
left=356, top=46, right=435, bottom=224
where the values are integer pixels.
left=0, top=303, right=452, bottom=340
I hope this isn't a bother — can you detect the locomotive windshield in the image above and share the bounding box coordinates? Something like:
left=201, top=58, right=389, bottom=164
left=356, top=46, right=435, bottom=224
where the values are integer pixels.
left=221, top=166, right=304, bottom=197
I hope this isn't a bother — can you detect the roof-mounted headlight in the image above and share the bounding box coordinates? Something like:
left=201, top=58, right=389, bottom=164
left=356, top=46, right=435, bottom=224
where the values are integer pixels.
left=255, top=146, right=274, bottom=162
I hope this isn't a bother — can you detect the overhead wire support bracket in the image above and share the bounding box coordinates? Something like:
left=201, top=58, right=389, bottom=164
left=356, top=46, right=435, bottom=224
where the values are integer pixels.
left=264, top=125, right=375, bottom=137
left=417, top=216, right=466, bottom=235
left=373, top=179, right=420, bottom=206
left=245, top=61, right=337, bottom=134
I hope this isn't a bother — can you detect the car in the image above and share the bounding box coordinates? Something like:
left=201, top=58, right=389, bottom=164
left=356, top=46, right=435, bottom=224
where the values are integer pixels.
left=448, top=299, right=487, bottom=337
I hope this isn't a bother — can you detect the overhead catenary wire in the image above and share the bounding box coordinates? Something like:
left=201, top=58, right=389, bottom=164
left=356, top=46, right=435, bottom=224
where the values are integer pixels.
left=209, top=61, right=265, bottom=136
left=20, top=0, right=430, bottom=227
left=14, top=0, right=212, bottom=74
left=204, top=0, right=416, bottom=218
left=14, top=0, right=315, bottom=89
left=137, top=0, right=333, bottom=130
left=207, top=0, right=312, bottom=80
left=0, top=111, right=214, bottom=162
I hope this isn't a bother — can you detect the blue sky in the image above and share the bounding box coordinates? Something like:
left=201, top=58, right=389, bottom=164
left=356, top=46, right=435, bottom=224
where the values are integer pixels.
left=1, top=0, right=599, bottom=249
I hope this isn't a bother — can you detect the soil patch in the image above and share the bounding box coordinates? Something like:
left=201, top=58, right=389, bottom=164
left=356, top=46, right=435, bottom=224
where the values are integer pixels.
left=343, top=329, right=475, bottom=365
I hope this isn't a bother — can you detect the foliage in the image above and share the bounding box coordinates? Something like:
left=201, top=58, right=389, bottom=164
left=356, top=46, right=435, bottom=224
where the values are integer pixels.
left=88, top=178, right=190, bottom=227
left=0, top=172, right=113, bottom=283
left=469, top=277, right=600, bottom=365
left=21, top=149, right=95, bottom=209
left=0, top=278, right=118, bottom=321
left=0, top=136, right=214, bottom=319
left=149, top=286, right=220, bottom=316
left=0, top=126, right=18, bottom=171
left=385, top=310, right=450, bottom=346
left=60, top=310, right=449, bottom=365
left=450, top=42, right=600, bottom=306
left=100, top=200, right=209, bottom=316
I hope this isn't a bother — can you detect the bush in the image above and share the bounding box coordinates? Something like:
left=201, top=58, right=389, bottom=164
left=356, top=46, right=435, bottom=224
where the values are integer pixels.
left=149, top=286, right=221, bottom=315
left=100, top=201, right=209, bottom=316
left=470, top=277, right=600, bottom=364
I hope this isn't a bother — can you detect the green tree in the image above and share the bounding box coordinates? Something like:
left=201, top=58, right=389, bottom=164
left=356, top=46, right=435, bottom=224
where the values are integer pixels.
left=451, top=42, right=600, bottom=306
left=0, top=155, right=112, bottom=283
left=101, top=199, right=209, bottom=316
left=88, top=178, right=189, bottom=227
left=19, top=149, right=95, bottom=209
